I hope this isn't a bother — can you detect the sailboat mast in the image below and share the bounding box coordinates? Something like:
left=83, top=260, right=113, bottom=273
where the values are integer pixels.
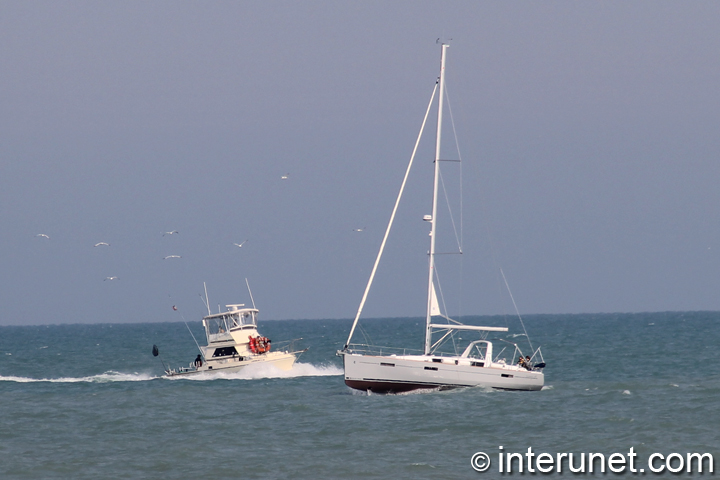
left=425, top=43, right=448, bottom=355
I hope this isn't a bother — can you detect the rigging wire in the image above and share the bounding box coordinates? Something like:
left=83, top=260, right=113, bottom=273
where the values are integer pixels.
left=343, top=81, right=439, bottom=349
left=438, top=168, right=463, bottom=254
left=444, top=81, right=464, bottom=254
left=444, top=81, right=464, bottom=323
left=500, top=268, right=534, bottom=354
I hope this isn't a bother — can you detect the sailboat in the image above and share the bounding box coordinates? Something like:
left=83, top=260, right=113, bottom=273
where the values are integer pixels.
left=338, top=44, right=545, bottom=393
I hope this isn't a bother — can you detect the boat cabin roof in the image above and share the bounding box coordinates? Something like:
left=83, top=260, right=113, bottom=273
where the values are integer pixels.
left=203, top=304, right=259, bottom=320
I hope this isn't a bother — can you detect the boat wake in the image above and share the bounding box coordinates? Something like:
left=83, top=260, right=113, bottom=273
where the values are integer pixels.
left=167, top=362, right=343, bottom=381
left=0, top=363, right=342, bottom=384
left=0, top=371, right=156, bottom=383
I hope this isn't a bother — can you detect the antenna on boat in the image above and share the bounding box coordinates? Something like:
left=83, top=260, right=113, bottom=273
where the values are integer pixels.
left=203, top=282, right=211, bottom=316
left=245, top=278, right=257, bottom=309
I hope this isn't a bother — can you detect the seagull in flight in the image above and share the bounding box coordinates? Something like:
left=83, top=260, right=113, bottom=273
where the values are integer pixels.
left=36, top=234, right=50, bottom=239
left=94, top=242, right=110, bottom=247
left=163, top=231, right=179, bottom=236
left=163, top=255, right=182, bottom=260
left=352, top=227, right=366, bottom=232
left=104, top=276, right=118, bottom=281
left=233, top=240, right=248, bottom=248
left=281, top=173, right=289, bottom=180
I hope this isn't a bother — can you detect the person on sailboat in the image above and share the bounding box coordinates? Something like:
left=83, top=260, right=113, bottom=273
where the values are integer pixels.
left=518, top=356, right=526, bottom=368
left=194, top=354, right=203, bottom=368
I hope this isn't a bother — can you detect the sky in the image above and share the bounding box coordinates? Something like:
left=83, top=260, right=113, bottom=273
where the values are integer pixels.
left=1, top=1, right=720, bottom=325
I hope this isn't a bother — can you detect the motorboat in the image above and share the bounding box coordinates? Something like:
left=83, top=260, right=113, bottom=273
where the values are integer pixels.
left=155, top=303, right=305, bottom=377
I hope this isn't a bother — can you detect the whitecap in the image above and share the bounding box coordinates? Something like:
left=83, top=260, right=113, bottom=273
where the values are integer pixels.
left=350, top=386, right=445, bottom=396
left=394, top=387, right=443, bottom=395
left=622, top=389, right=631, bottom=395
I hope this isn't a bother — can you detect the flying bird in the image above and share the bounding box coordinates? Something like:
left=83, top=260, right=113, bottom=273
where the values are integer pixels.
left=353, top=227, right=366, bottom=232
left=281, top=173, right=289, bottom=180
left=163, top=231, right=179, bottom=236
left=104, top=276, right=118, bottom=281
left=94, top=242, right=110, bottom=247
left=35, top=234, right=50, bottom=239
left=233, top=240, right=248, bottom=248
left=163, top=255, right=182, bottom=260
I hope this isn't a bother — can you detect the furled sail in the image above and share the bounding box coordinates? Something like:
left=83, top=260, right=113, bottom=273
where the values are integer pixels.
left=430, top=282, right=441, bottom=317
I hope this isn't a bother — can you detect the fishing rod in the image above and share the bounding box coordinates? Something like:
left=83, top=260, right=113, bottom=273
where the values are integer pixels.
left=173, top=305, right=205, bottom=361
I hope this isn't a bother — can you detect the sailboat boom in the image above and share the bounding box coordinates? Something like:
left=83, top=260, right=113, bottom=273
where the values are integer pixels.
left=429, top=324, right=508, bottom=332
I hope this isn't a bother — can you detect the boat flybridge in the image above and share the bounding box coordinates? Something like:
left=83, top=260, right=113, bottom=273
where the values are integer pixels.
left=337, top=43, right=545, bottom=393
left=157, top=303, right=305, bottom=377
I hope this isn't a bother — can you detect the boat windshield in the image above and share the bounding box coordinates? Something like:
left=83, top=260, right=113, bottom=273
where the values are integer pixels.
left=233, top=310, right=257, bottom=328
left=204, top=310, right=257, bottom=342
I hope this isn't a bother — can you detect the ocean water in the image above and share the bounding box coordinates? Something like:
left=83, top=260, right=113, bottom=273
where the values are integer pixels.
left=1, top=312, right=718, bottom=479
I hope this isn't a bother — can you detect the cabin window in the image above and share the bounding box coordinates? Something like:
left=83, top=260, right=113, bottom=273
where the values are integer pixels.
left=240, top=311, right=256, bottom=326
left=501, top=374, right=513, bottom=378
left=380, top=362, right=395, bottom=367
left=212, top=346, right=239, bottom=358
left=424, top=366, right=438, bottom=371
left=432, top=358, right=442, bottom=363
left=471, top=362, right=484, bottom=367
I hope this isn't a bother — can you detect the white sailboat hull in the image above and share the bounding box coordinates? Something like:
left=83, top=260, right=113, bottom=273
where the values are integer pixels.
left=342, top=352, right=544, bottom=393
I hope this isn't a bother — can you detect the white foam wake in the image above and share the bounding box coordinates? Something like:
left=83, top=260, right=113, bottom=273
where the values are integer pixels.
left=0, top=363, right=342, bottom=383
left=0, top=371, right=157, bottom=383
left=167, top=362, right=343, bottom=381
